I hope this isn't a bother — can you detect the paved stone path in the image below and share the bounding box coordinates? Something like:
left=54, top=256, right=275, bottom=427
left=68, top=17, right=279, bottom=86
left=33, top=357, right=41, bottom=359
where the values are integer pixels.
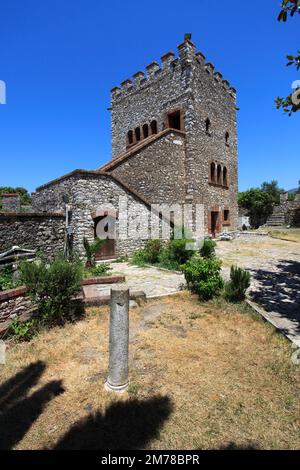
left=216, top=235, right=300, bottom=346
left=84, top=262, right=184, bottom=300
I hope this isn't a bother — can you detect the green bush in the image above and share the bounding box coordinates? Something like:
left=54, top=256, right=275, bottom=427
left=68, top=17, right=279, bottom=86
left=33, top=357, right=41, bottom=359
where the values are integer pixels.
left=19, top=255, right=83, bottom=328
left=89, top=263, right=112, bottom=277
left=182, top=256, right=224, bottom=301
left=9, top=318, right=38, bottom=341
left=167, top=238, right=194, bottom=265
left=131, top=233, right=195, bottom=271
left=0, top=266, right=16, bottom=291
left=131, top=248, right=148, bottom=267
left=143, top=239, right=163, bottom=264
left=200, top=239, right=216, bottom=258
left=224, top=265, right=251, bottom=302
left=83, top=237, right=106, bottom=267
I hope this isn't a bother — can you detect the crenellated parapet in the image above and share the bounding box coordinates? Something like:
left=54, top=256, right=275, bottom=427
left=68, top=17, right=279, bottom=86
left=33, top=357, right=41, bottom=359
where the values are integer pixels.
left=111, top=34, right=236, bottom=102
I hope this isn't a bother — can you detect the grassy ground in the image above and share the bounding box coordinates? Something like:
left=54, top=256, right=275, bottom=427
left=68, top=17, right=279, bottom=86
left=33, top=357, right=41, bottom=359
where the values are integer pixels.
left=267, top=228, right=300, bottom=243
left=1, top=292, right=299, bottom=450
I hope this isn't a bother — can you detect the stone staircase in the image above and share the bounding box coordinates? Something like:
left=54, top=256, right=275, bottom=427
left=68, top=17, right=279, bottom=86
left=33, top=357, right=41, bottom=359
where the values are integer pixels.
left=266, top=205, right=286, bottom=226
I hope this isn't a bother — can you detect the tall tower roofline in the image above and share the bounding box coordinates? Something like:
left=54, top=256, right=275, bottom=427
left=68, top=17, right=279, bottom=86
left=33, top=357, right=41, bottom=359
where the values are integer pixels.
left=110, top=34, right=236, bottom=102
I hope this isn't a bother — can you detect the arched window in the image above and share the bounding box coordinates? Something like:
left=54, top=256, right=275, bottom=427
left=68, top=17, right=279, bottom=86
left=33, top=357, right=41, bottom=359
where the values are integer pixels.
left=127, top=130, right=133, bottom=146
left=142, top=124, right=149, bottom=139
left=225, top=131, right=229, bottom=144
left=205, top=118, right=211, bottom=133
left=210, top=162, right=216, bottom=183
left=150, top=120, right=158, bottom=135
left=223, top=166, right=228, bottom=186
left=217, top=164, right=222, bottom=185
left=135, top=127, right=141, bottom=142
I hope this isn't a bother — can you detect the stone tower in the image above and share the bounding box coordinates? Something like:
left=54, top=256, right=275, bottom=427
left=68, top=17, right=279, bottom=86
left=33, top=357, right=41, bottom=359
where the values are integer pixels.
left=100, top=34, right=239, bottom=236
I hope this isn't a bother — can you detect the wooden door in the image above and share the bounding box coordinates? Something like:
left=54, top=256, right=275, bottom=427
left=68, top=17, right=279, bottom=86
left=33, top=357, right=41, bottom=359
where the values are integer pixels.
left=210, top=211, right=220, bottom=238
left=95, top=238, right=116, bottom=261
left=94, top=215, right=116, bottom=261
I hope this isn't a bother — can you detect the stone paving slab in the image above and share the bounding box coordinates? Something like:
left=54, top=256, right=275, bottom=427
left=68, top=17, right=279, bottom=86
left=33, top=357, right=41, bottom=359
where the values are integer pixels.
left=217, top=236, right=300, bottom=346
left=88, top=262, right=185, bottom=299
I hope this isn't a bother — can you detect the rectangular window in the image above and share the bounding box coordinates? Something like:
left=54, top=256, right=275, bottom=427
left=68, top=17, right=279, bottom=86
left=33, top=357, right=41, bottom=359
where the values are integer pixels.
left=223, top=210, right=230, bottom=223
left=167, top=110, right=182, bottom=131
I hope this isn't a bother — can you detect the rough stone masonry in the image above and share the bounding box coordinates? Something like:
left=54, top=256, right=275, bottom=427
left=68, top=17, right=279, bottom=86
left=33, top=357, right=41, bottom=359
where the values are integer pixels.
left=0, top=34, right=239, bottom=260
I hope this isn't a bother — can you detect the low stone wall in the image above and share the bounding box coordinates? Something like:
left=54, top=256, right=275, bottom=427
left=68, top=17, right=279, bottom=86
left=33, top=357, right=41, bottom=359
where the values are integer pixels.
left=286, top=205, right=300, bottom=226
left=0, top=212, right=65, bottom=257
left=0, top=287, right=34, bottom=335
left=0, top=275, right=127, bottom=336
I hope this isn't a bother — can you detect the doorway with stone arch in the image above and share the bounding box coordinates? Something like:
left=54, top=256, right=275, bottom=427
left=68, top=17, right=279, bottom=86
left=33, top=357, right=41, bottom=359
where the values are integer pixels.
left=92, top=210, right=117, bottom=260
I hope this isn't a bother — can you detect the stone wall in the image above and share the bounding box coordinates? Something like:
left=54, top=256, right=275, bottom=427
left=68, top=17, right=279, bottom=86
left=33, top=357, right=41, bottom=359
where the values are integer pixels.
left=33, top=171, right=171, bottom=258
left=106, top=130, right=186, bottom=205
left=282, top=199, right=300, bottom=226
left=0, top=213, right=65, bottom=256
left=0, top=194, right=21, bottom=212
left=0, top=287, right=33, bottom=335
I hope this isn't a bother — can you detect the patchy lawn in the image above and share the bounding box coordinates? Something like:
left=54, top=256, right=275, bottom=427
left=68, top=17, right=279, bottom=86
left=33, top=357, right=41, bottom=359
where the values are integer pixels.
left=268, top=228, right=300, bottom=244
left=0, top=292, right=299, bottom=450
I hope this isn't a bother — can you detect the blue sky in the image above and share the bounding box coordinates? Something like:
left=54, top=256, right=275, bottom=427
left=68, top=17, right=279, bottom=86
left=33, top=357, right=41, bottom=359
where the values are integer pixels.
left=0, top=0, right=299, bottom=193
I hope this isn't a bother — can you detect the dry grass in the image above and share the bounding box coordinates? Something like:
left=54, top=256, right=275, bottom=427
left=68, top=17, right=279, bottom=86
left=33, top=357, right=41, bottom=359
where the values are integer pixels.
left=216, top=236, right=300, bottom=269
left=1, top=293, right=300, bottom=450
left=268, top=228, right=300, bottom=243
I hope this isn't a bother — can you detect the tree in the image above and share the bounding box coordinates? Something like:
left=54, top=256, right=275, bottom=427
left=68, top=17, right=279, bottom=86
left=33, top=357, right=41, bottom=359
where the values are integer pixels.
left=275, top=1, right=300, bottom=115
left=0, top=186, right=32, bottom=206
left=238, top=180, right=283, bottom=228
left=260, top=180, right=284, bottom=203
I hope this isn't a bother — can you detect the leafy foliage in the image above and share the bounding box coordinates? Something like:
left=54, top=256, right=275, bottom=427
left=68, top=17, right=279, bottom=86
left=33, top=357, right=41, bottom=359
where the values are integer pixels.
left=238, top=180, right=283, bottom=228
left=9, top=318, right=38, bottom=341
left=19, top=255, right=83, bottom=328
left=276, top=1, right=300, bottom=115
left=0, top=186, right=32, bottom=209
left=277, top=0, right=300, bottom=22
left=224, top=266, right=251, bottom=302
left=182, top=256, right=224, bottom=301
left=199, top=239, right=216, bottom=258
left=132, top=235, right=194, bottom=271
left=88, top=263, right=112, bottom=277
left=0, top=266, right=17, bottom=291
left=83, top=237, right=105, bottom=267
left=143, top=239, right=164, bottom=264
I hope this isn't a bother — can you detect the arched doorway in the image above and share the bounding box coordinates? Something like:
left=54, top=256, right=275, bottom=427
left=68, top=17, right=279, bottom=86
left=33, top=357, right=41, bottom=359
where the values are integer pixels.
left=93, top=211, right=117, bottom=260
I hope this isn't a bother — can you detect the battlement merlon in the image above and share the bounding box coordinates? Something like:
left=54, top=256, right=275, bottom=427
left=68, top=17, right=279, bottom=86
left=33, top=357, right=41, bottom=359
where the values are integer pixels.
left=110, top=34, right=237, bottom=102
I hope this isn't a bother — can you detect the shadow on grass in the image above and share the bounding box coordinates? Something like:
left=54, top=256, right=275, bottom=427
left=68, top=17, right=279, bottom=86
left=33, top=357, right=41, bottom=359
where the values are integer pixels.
left=218, top=442, right=260, bottom=450
left=0, top=361, right=65, bottom=450
left=249, top=259, right=300, bottom=334
left=52, top=395, right=173, bottom=450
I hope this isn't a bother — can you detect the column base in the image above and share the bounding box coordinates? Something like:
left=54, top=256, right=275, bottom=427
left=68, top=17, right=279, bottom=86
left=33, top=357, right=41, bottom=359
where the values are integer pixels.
left=104, top=381, right=129, bottom=393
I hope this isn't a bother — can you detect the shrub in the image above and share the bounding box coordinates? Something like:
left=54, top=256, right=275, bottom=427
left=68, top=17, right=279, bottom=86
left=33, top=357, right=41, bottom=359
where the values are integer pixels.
left=0, top=266, right=15, bottom=291
left=200, top=239, right=216, bottom=258
left=144, top=239, right=163, bottom=264
left=131, top=233, right=194, bottom=271
left=10, top=318, right=38, bottom=341
left=182, top=256, right=224, bottom=301
left=224, top=265, right=251, bottom=302
left=131, top=249, right=148, bottom=267
left=19, top=255, right=83, bottom=328
left=168, top=238, right=194, bottom=265
left=83, top=237, right=106, bottom=267
left=89, top=263, right=112, bottom=277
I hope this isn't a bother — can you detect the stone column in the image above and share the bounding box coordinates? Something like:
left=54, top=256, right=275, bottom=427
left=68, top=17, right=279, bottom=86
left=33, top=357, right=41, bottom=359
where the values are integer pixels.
left=105, top=286, right=129, bottom=392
